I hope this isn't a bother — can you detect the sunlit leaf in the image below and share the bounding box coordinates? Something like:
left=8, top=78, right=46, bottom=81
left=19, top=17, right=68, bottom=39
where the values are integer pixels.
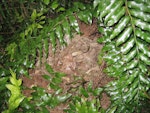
left=43, top=0, right=50, bottom=5
left=45, top=63, right=54, bottom=74
left=110, top=16, right=130, bottom=40
left=55, top=25, right=65, bottom=45
left=107, top=106, right=117, bottom=113
left=51, top=1, right=59, bottom=10
left=116, top=27, right=132, bottom=46
left=56, top=94, right=72, bottom=102
left=69, top=15, right=80, bottom=33
left=31, top=9, right=37, bottom=21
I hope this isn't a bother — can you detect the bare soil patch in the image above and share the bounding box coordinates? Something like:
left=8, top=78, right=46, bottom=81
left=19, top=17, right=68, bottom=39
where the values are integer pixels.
left=21, top=20, right=113, bottom=112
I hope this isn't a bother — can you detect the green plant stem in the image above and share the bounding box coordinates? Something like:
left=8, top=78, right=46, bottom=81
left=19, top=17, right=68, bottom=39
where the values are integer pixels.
left=125, top=0, right=141, bottom=110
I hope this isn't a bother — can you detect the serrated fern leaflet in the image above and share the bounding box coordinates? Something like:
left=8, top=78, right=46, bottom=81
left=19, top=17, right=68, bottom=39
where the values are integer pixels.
left=94, top=0, right=150, bottom=112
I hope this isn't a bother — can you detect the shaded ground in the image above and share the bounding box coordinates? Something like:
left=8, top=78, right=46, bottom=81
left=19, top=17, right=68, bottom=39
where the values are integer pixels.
left=21, top=20, right=113, bottom=112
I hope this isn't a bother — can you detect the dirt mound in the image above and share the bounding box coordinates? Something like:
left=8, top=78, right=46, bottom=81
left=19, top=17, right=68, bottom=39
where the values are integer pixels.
left=22, top=20, right=113, bottom=112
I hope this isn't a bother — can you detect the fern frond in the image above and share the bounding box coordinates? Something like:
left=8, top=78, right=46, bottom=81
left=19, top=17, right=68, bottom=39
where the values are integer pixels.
left=6, top=2, right=93, bottom=76
left=40, top=2, right=93, bottom=53
left=95, top=0, right=150, bottom=112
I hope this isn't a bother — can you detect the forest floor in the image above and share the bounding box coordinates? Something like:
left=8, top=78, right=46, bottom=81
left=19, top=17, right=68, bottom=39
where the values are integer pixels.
left=21, top=20, right=114, bottom=113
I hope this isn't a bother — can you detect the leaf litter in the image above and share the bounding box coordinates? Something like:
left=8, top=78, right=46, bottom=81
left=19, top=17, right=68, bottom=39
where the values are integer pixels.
left=21, top=20, right=113, bottom=113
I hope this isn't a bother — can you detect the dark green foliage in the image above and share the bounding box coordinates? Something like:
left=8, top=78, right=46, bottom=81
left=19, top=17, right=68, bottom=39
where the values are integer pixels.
left=95, top=0, right=150, bottom=112
left=20, top=64, right=104, bottom=113
left=0, top=0, right=150, bottom=113
left=65, top=82, right=104, bottom=113
left=1, top=1, right=93, bottom=77
left=0, top=1, right=93, bottom=112
left=0, top=77, right=9, bottom=112
left=66, top=98, right=101, bottom=113
left=19, top=64, right=71, bottom=112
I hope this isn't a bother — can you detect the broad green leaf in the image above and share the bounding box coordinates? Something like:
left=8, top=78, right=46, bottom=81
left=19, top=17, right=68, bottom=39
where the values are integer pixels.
left=56, top=94, right=72, bottom=102
left=43, top=0, right=50, bottom=5
left=52, top=77, right=62, bottom=84
left=39, top=16, right=46, bottom=20
left=55, top=89, right=62, bottom=95
left=126, top=88, right=138, bottom=102
left=121, top=38, right=135, bottom=54
left=128, top=1, right=150, bottom=13
left=44, top=39, right=49, bottom=58
left=110, top=95, right=121, bottom=102
left=57, top=7, right=65, bottom=12
left=126, top=71, right=138, bottom=85
left=130, top=9, right=150, bottom=22
left=104, top=53, right=121, bottom=64
left=49, top=32, right=56, bottom=52
left=55, top=25, right=64, bottom=45
left=0, top=77, right=9, bottom=85
left=51, top=1, right=59, bottom=10
left=17, top=79, right=22, bottom=86
left=116, top=27, right=132, bottom=46
left=125, top=59, right=138, bottom=70
left=69, top=15, right=80, bottom=33
left=93, top=88, right=103, bottom=96
left=102, top=43, right=115, bottom=52
left=73, top=2, right=86, bottom=10
left=31, top=9, right=37, bottom=21
left=78, top=10, right=92, bottom=24
left=135, top=29, right=150, bottom=43
left=100, top=0, right=115, bottom=21
left=6, top=42, right=17, bottom=61
left=55, top=72, right=65, bottom=78
left=134, top=18, right=150, bottom=32
left=80, top=87, right=89, bottom=98
left=41, top=93, right=50, bottom=102
left=139, top=53, right=150, bottom=65
left=104, top=1, right=124, bottom=25
left=131, top=79, right=139, bottom=90
left=137, top=40, right=150, bottom=57
left=98, top=53, right=104, bottom=65
left=13, top=96, right=25, bottom=110
left=93, top=0, right=101, bottom=8
left=42, top=74, right=51, bottom=80
left=105, top=84, right=118, bottom=92
left=107, top=106, right=117, bottom=113
left=97, top=37, right=105, bottom=43
left=107, top=7, right=125, bottom=26
left=10, top=77, right=17, bottom=86
left=42, top=107, right=49, bottom=113
left=39, top=20, right=45, bottom=25
left=110, top=16, right=130, bottom=40
left=109, top=90, right=119, bottom=96
left=123, top=48, right=137, bottom=62
left=50, top=82, right=59, bottom=90
left=37, top=24, right=43, bottom=29
left=139, top=74, right=149, bottom=84
left=6, top=84, right=20, bottom=96
left=139, top=63, right=147, bottom=74
left=95, top=0, right=105, bottom=18
left=45, top=63, right=54, bottom=74
left=62, top=20, right=71, bottom=37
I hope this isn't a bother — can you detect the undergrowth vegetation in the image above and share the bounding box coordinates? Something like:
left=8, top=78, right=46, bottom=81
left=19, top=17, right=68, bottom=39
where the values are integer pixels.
left=0, top=0, right=150, bottom=113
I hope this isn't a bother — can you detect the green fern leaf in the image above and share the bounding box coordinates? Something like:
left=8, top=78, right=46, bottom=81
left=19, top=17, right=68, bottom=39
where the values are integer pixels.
left=95, top=0, right=150, bottom=112
left=55, top=25, right=65, bottom=46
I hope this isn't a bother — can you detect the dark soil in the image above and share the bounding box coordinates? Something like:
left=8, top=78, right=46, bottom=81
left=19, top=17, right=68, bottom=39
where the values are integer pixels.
left=21, top=20, right=113, bottom=113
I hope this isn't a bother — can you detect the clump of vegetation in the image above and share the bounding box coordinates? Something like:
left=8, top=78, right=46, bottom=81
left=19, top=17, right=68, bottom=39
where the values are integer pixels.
left=0, top=0, right=149, bottom=113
